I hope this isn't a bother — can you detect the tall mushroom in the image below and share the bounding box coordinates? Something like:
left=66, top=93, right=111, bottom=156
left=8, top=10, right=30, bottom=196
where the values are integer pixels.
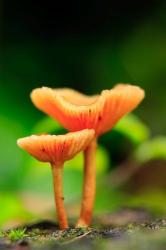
left=31, top=84, right=145, bottom=227
left=17, top=129, right=95, bottom=229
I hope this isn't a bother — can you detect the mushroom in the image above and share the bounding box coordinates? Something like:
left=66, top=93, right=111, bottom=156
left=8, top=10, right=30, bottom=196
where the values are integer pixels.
left=17, top=129, right=95, bottom=229
left=31, top=84, right=145, bottom=227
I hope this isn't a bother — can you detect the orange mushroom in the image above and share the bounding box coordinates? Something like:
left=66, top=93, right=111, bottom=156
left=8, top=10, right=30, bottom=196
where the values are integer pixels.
left=31, top=84, right=145, bottom=227
left=17, top=129, right=95, bottom=230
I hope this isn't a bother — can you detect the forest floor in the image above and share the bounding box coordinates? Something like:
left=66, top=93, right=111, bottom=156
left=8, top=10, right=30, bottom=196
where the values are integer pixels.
left=0, top=208, right=165, bottom=250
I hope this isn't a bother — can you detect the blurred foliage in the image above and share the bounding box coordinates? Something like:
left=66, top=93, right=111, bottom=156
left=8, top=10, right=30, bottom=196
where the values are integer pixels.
left=115, top=114, right=150, bottom=145
left=0, top=116, right=25, bottom=191
left=0, top=194, right=32, bottom=227
left=99, top=113, right=149, bottom=166
left=32, top=116, right=65, bottom=135
left=134, top=137, right=166, bottom=163
left=125, top=191, right=166, bottom=216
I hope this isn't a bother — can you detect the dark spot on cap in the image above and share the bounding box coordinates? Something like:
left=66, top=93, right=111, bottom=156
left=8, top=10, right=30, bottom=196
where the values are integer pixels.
left=41, top=148, right=45, bottom=152
left=98, top=116, right=102, bottom=121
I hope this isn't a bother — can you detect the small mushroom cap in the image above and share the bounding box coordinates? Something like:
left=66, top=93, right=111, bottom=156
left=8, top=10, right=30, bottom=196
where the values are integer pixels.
left=31, top=84, right=145, bottom=136
left=17, top=129, right=95, bottom=165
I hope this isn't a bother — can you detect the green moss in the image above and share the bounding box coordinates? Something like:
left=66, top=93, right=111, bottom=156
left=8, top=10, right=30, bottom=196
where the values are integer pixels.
left=8, top=228, right=28, bottom=242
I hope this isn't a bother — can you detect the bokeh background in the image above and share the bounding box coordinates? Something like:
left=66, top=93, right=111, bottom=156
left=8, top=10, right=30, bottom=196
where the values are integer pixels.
left=0, top=0, right=166, bottom=229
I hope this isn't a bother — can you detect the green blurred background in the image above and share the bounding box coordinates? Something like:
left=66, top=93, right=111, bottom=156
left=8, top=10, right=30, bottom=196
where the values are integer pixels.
left=0, top=0, right=166, bottom=229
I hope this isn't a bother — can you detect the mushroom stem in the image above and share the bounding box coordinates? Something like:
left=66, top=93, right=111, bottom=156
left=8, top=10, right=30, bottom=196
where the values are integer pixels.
left=51, top=164, right=68, bottom=230
left=76, top=138, right=97, bottom=227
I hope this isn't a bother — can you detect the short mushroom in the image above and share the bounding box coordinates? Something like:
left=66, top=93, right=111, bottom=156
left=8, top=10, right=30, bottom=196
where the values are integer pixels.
left=17, top=129, right=95, bottom=229
left=31, top=84, right=145, bottom=227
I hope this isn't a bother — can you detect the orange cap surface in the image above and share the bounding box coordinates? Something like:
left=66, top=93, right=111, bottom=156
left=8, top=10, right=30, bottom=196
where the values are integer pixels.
left=17, top=129, right=95, bottom=165
left=54, top=88, right=98, bottom=106
left=31, top=84, right=145, bottom=136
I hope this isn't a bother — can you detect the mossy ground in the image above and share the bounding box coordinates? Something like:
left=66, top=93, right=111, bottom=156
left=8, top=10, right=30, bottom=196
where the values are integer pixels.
left=0, top=209, right=165, bottom=250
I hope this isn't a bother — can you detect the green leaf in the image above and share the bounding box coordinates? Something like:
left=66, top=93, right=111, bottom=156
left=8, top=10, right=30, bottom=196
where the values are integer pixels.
left=114, top=113, right=150, bottom=145
left=32, top=116, right=64, bottom=134
left=134, top=136, right=166, bottom=163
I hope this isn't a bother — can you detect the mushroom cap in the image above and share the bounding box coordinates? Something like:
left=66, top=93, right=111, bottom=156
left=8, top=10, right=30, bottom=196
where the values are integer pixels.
left=31, top=84, right=145, bottom=136
left=17, top=129, right=95, bottom=165
left=54, top=88, right=98, bottom=106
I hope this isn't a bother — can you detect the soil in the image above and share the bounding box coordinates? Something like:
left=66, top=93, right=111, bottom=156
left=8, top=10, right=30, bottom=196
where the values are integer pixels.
left=1, top=208, right=165, bottom=250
